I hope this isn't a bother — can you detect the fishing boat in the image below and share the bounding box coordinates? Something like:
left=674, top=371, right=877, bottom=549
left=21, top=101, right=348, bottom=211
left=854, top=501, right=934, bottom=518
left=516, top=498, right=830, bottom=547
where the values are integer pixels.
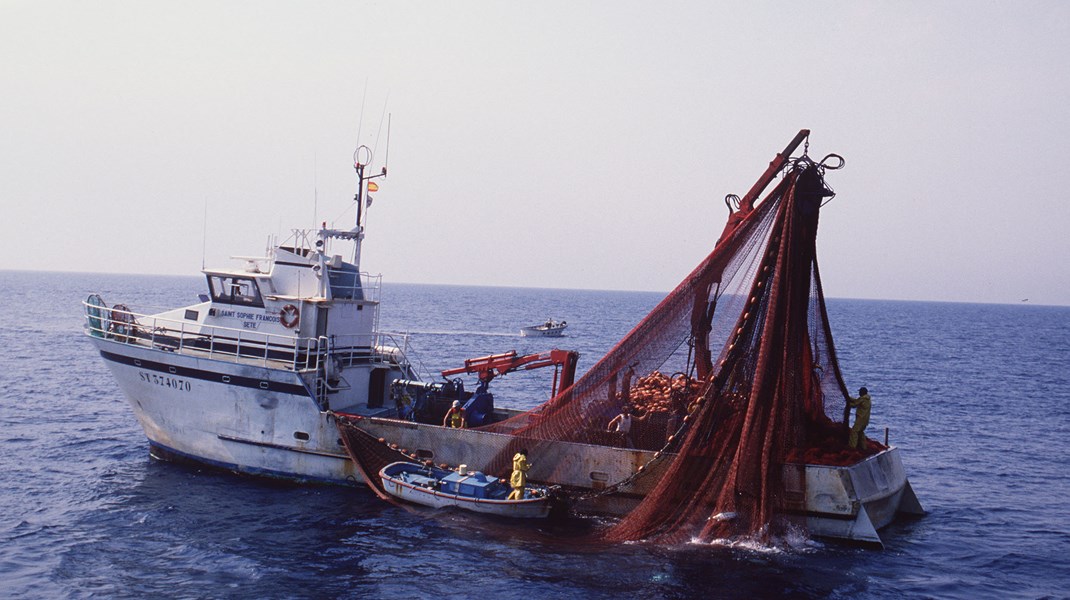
left=520, top=319, right=567, bottom=337
left=83, top=146, right=416, bottom=484
left=84, top=129, right=922, bottom=547
left=379, top=462, right=551, bottom=518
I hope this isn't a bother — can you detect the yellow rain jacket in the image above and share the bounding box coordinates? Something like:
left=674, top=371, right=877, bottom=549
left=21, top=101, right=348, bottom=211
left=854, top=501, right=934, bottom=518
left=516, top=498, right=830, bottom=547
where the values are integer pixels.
left=510, top=452, right=530, bottom=489
left=847, top=392, right=872, bottom=448
left=848, top=392, right=872, bottom=430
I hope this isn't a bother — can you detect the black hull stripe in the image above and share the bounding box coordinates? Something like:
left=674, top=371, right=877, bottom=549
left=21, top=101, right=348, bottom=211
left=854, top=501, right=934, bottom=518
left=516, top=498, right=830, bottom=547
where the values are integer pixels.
left=99, top=350, right=311, bottom=396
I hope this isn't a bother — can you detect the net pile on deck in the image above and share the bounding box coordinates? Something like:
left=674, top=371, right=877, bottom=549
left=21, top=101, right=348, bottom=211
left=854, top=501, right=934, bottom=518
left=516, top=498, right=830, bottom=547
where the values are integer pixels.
left=471, top=137, right=866, bottom=543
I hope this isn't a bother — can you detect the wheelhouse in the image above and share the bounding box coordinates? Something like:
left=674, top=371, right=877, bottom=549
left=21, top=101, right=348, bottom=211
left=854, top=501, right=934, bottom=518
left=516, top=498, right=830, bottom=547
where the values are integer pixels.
left=206, top=275, right=265, bottom=308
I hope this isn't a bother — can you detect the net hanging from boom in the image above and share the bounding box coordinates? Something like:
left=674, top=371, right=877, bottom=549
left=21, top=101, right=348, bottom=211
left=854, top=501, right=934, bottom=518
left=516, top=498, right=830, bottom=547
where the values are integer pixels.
left=471, top=135, right=874, bottom=543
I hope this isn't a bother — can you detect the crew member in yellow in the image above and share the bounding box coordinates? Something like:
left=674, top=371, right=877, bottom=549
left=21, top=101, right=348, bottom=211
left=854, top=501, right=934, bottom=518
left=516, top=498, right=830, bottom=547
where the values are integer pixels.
left=507, top=449, right=531, bottom=500
left=443, top=400, right=466, bottom=428
left=847, top=387, right=872, bottom=450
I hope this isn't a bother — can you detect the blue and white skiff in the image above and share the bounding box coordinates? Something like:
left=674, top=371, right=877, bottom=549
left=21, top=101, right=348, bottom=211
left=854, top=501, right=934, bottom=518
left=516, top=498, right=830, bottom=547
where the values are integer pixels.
left=519, top=320, right=567, bottom=337
left=380, top=462, right=551, bottom=518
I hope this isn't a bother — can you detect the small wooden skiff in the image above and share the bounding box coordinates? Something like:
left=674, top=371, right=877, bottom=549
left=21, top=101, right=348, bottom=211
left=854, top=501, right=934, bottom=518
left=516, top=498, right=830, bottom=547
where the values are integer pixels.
left=379, top=461, right=551, bottom=518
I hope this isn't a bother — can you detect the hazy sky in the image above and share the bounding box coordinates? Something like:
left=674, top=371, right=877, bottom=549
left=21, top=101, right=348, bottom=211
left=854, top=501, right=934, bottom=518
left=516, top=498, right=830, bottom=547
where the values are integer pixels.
left=2, top=2, right=1068, bottom=305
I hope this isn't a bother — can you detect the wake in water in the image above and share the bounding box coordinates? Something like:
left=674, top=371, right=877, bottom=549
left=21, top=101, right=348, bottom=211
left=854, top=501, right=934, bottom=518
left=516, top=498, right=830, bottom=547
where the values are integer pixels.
left=404, top=329, right=534, bottom=338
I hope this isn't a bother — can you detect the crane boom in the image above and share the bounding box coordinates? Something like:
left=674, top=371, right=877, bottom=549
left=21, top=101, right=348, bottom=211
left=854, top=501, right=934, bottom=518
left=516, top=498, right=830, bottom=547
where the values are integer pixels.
left=441, top=349, right=580, bottom=398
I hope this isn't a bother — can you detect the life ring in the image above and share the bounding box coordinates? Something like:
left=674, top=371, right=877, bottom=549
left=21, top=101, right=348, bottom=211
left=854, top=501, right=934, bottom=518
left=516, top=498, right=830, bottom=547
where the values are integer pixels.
left=280, top=304, right=300, bottom=329
left=86, top=294, right=108, bottom=338
left=109, top=303, right=137, bottom=341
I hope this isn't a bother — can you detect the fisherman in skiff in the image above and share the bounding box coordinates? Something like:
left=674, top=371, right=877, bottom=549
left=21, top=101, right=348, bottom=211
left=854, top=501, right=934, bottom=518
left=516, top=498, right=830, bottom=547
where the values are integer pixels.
left=847, top=387, right=872, bottom=450
left=507, top=449, right=531, bottom=500
left=443, top=400, right=467, bottom=428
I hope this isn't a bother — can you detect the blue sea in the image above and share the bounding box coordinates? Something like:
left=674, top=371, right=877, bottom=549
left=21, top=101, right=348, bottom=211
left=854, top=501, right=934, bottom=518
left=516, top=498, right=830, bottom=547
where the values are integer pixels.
left=1, top=270, right=1068, bottom=599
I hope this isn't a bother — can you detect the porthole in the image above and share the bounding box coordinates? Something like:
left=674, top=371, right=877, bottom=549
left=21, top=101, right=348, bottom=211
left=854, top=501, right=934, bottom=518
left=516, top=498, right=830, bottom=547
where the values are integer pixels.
left=293, top=431, right=310, bottom=441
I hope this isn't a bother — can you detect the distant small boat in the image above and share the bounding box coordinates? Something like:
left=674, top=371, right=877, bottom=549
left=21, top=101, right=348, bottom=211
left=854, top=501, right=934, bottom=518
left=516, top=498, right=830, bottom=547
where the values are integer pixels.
left=520, top=319, right=567, bottom=337
left=379, top=461, right=551, bottom=518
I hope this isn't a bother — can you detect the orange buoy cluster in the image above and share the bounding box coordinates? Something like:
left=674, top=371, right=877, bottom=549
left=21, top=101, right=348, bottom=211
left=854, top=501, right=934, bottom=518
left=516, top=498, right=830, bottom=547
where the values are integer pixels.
left=627, top=371, right=702, bottom=414
left=784, top=434, right=883, bottom=466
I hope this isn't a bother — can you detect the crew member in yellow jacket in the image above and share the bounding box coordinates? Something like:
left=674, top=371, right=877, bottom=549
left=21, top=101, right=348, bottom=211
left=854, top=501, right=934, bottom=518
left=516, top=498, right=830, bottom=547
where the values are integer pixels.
left=847, top=387, right=872, bottom=450
left=507, top=449, right=531, bottom=500
left=443, top=400, right=466, bottom=428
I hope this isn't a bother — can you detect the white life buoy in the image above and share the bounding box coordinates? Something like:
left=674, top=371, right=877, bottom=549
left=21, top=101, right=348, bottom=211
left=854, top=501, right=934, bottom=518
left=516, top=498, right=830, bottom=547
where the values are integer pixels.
left=280, top=304, right=300, bottom=329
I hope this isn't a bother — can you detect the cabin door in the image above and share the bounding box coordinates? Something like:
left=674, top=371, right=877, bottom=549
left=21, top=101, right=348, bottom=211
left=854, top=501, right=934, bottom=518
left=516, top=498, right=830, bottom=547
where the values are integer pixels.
left=315, top=307, right=329, bottom=338
left=368, top=368, right=388, bottom=408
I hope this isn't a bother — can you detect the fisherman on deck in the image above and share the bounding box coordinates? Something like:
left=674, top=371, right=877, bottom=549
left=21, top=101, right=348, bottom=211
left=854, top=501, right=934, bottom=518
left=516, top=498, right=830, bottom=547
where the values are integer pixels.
left=607, top=404, right=644, bottom=448
left=847, top=387, right=872, bottom=450
left=395, top=392, right=413, bottom=420
left=443, top=400, right=466, bottom=428
left=507, top=449, right=531, bottom=500
left=665, top=394, right=686, bottom=443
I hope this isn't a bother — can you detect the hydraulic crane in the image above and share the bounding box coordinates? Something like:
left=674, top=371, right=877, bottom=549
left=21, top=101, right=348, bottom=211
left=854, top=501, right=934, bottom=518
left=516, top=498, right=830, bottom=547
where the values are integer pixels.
left=391, top=349, right=580, bottom=427
left=440, top=349, right=580, bottom=398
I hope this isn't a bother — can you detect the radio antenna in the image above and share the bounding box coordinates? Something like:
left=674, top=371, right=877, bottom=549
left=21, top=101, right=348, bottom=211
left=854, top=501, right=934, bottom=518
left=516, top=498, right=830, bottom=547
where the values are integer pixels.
left=373, top=93, right=390, bottom=158
left=385, top=113, right=391, bottom=171
left=356, top=78, right=368, bottom=145
left=313, top=153, right=319, bottom=231
left=201, top=196, right=208, bottom=270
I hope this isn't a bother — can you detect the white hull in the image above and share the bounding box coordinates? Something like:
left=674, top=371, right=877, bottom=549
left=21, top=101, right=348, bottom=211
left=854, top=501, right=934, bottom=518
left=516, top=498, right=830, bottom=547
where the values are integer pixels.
left=356, top=417, right=924, bottom=547
left=99, top=327, right=921, bottom=545
left=519, top=325, right=566, bottom=337
left=92, top=336, right=389, bottom=485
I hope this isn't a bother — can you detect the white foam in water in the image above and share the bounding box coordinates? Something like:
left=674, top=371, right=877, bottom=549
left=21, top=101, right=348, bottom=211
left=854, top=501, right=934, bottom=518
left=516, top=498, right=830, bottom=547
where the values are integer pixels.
left=690, top=523, right=821, bottom=554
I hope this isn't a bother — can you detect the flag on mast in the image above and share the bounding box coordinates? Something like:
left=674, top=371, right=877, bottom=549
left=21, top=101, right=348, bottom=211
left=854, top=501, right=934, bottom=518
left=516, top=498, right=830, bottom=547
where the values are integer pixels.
left=367, top=181, right=379, bottom=193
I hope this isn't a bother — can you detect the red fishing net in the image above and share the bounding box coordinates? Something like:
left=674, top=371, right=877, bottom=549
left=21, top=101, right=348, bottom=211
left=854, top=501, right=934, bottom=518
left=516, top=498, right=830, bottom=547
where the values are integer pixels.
left=340, top=133, right=880, bottom=544
left=475, top=139, right=871, bottom=543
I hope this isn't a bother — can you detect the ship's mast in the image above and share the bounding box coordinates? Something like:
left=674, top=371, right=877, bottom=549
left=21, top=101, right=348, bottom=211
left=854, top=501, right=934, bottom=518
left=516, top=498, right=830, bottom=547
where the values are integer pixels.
left=351, top=144, right=386, bottom=267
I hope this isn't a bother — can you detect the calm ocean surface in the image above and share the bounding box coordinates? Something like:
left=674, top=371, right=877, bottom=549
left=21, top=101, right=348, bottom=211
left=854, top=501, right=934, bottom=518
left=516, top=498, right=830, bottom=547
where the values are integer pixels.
left=1, top=270, right=1068, bottom=599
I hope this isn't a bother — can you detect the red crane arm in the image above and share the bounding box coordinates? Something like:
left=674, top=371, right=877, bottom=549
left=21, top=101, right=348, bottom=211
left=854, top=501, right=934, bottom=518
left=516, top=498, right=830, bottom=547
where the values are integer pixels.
left=440, top=349, right=580, bottom=397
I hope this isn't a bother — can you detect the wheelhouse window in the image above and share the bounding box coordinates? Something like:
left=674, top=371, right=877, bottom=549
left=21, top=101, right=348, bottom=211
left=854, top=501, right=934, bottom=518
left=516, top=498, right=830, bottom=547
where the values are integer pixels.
left=207, top=275, right=265, bottom=308
left=327, top=265, right=364, bottom=300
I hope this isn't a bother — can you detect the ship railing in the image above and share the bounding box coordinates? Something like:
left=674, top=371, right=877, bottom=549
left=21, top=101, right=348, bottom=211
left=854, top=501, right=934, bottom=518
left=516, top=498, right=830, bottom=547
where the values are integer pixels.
left=373, top=332, right=431, bottom=380
left=83, top=300, right=324, bottom=371
left=306, top=331, right=427, bottom=410
left=313, top=331, right=426, bottom=377
left=327, top=271, right=382, bottom=302
left=83, top=299, right=431, bottom=378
